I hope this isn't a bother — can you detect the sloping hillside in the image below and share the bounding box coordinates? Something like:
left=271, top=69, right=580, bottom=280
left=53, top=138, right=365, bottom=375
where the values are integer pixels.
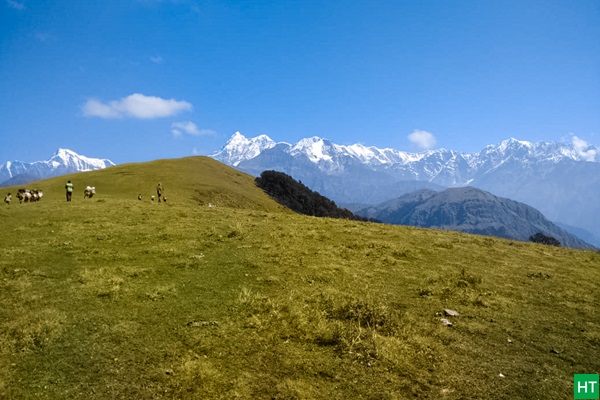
left=1, top=157, right=599, bottom=399
left=1, top=156, right=285, bottom=212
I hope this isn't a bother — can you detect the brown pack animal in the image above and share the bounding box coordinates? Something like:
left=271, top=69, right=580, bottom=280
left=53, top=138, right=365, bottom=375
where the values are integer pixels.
left=84, top=186, right=96, bottom=199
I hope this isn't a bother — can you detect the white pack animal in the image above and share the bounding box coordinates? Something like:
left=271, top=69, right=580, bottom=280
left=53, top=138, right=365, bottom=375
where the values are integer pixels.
left=30, top=189, right=43, bottom=202
left=84, top=186, right=96, bottom=199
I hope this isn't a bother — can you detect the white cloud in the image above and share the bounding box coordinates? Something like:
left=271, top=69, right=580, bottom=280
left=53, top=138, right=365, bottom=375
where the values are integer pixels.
left=6, top=0, right=25, bottom=10
left=172, top=121, right=199, bottom=137
left=572, top=135, right=597, bottom=161
left=408, top=130, right=437, bottom=150
left=171, top=121, right=214, bottom=137
left=150, top=55, right=164, bottom=64
left=82, top=93, right=192, bottom=119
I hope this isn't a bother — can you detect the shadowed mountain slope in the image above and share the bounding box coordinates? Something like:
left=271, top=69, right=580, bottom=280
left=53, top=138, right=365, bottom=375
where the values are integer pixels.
left=255, top=170, right=369, bottom=221
left=357, top=187, right=595, bottom=250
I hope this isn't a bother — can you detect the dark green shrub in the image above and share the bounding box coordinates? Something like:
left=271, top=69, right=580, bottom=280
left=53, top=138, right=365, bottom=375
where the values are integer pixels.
left=529, top=232, right=561, bottom=247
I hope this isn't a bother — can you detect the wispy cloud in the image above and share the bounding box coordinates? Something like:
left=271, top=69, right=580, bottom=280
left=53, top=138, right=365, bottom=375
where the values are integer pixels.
left=150, top=55, right=164, bottom=64
left=408, top=130, right=437, bottom=150
left=6, top=0, right=25, bottom=10
left=82, top=93, right=192, bottom=119
left=199, top=128, right=216, bottom=136
left=137, top=0, right=201, bottom=14
left=571, top=135, right=597, bottom=161
left=171, top=121, right=215, bottom=137
left=34, top=32, right=55, bottom=42
left=171, top=121, right=199, bottom=137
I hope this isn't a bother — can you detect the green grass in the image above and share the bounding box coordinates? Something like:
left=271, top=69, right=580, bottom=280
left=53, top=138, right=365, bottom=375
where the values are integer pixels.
left=1, top=156, right=599, bottom=399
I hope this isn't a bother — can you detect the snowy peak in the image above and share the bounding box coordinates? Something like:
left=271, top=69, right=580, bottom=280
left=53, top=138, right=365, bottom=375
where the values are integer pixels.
left=48, top=148, right=115, bottom=171
left=212, top=132, right=277, bottom=166
left=0, top=149, right=115, bottom=186
left=497, top=137, right=533, bottom=151
left=290, top=137, right=335, bottom=163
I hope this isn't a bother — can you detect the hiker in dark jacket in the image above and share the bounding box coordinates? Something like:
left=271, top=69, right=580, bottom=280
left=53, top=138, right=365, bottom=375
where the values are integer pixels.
left=156, top=183, right=164, bottom=203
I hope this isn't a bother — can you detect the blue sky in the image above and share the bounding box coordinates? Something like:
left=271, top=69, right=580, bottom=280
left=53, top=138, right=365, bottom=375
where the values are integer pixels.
left=1, top=0, right=599, bottom=164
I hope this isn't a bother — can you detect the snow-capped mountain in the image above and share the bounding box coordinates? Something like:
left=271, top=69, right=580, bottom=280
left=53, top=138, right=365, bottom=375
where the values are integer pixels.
left=216, top=132, right=277, bottom=167
left=212, top=133, right=600, bottom=245
left=0, top=149, right=115, bottom=186
left=214, top=132, right=445, bottom=169
left=214, top=133, right=598, bottom=181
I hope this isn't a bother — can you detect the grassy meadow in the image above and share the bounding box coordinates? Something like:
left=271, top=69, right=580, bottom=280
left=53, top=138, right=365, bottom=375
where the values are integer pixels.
left=1, top=156, right=598, bottom=399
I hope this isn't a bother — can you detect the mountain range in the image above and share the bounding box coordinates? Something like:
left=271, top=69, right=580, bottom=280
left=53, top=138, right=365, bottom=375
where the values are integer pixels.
left=3, top=135, right=598, bottom=247
left=355, top=187, right=594, bottom=250
left=0, top=149, right=115, bottom=187
left=212, top=132, right=600, bottom=246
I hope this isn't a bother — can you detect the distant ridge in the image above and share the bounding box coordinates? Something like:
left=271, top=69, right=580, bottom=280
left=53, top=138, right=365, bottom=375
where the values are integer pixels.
left=356, top=187, right=595, bottom=250
left=212, top=132, right=600, bottom=246
left=0, top=149, right=115, bottom=187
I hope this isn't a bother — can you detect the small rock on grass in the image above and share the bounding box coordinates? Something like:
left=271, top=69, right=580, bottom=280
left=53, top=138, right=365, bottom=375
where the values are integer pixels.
left=444, top=309, right=459, bottom=317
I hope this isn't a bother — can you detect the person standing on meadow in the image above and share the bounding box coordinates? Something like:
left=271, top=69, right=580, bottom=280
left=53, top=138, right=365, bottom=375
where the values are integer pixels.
left=65, top=180, right=74, bottom=202
left=156, top=182, right=164, bottom=203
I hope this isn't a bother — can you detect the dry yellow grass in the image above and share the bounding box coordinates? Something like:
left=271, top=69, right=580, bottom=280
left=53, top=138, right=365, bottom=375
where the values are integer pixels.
left=0, top=156, right=598, bottom=399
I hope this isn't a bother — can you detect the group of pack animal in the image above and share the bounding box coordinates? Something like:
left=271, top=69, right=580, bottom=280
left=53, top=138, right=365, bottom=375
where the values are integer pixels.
left=3, top=186, right=97, bottom=205
left=10, top=189, right=44, bottom=204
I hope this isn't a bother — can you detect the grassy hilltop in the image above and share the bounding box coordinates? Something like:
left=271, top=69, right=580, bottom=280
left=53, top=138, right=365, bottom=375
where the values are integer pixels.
left=1, top=156, right=598, bottom=399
